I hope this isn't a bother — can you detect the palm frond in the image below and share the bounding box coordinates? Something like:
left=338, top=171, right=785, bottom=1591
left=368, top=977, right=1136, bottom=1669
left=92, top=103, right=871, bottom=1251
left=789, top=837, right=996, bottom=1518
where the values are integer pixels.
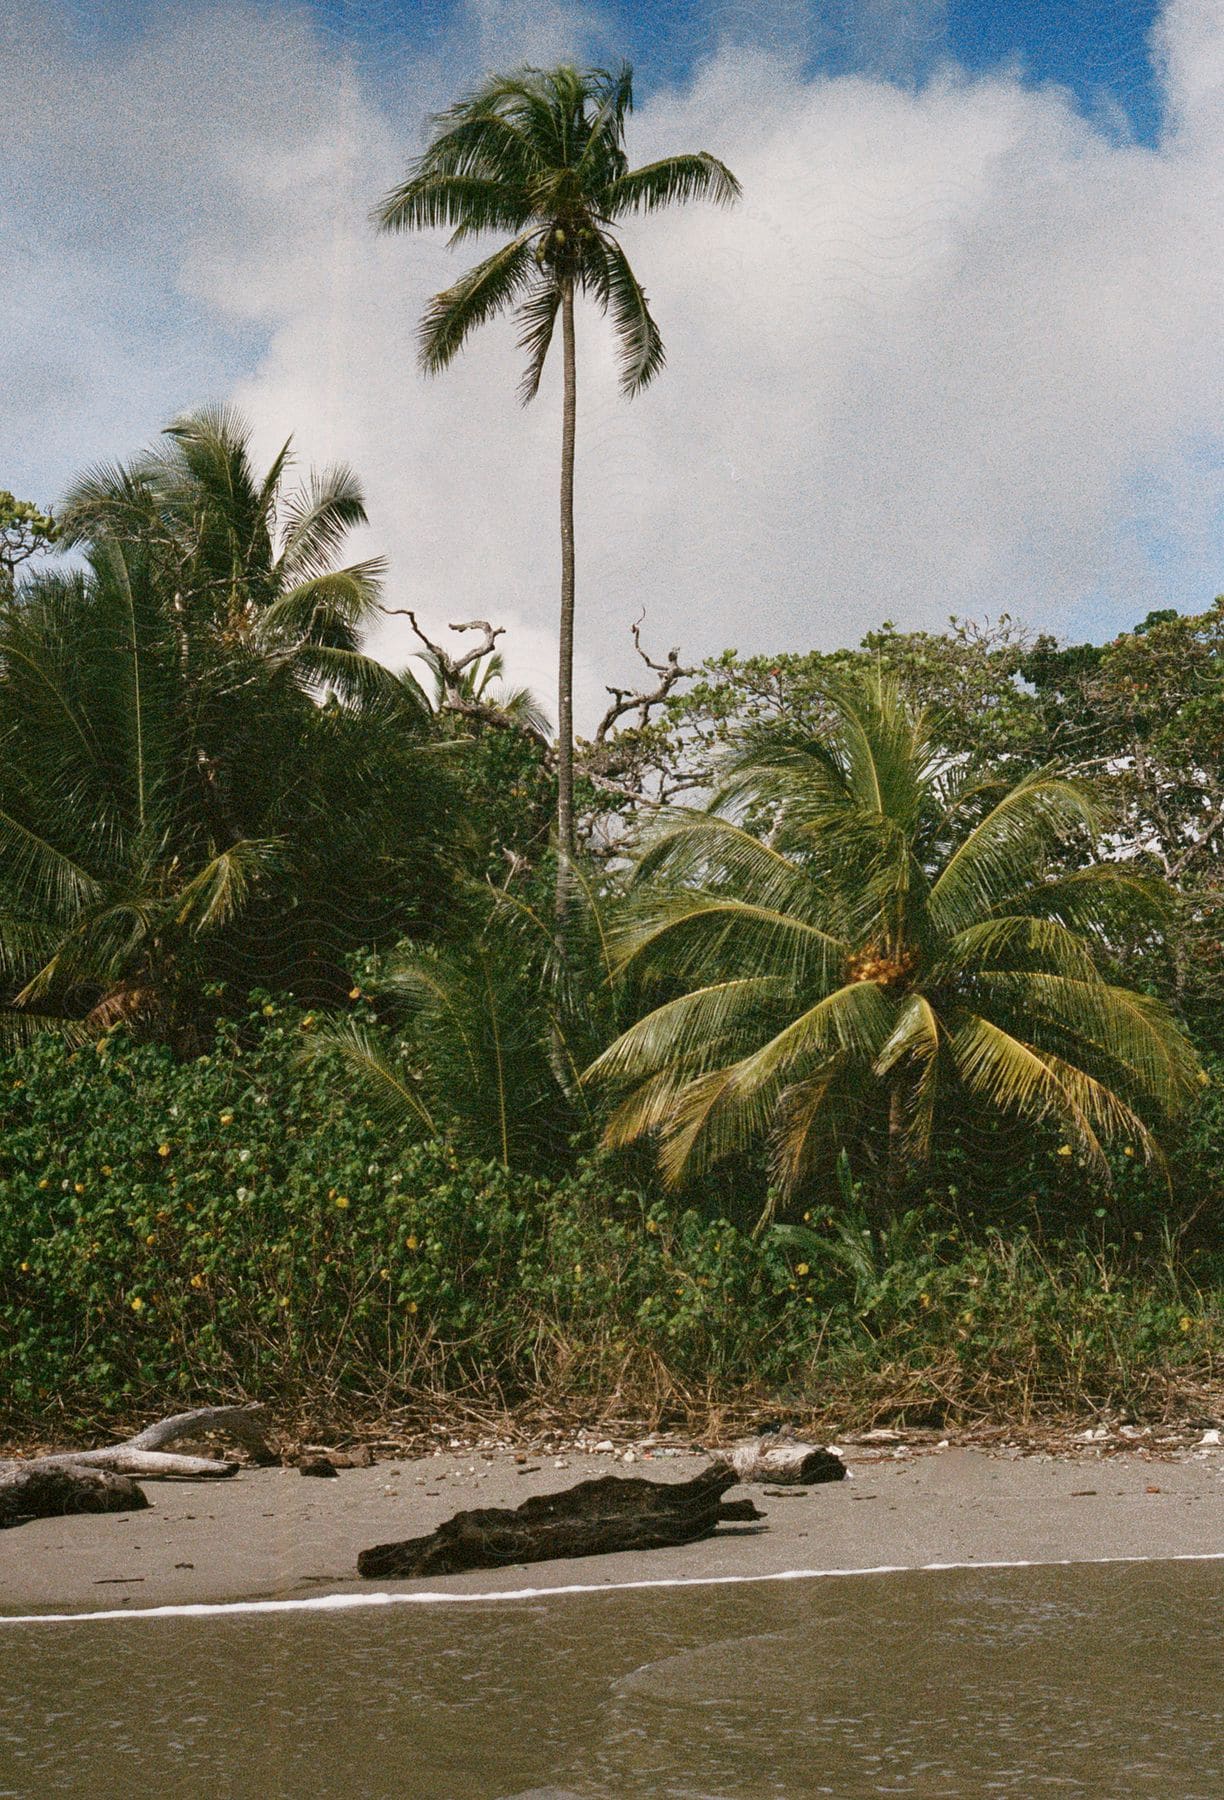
left=173, top=839, right=281, bottom=936
left=600, top=152, right=742, bottom=217
left=275, top=467, right=370, bottom=584
left=949, top=1012, right=1157, bottom=1170
left=585, top=975, right=787, bottom=1086
left=969, top=970, right=1199, bottom=1106
left=594, top=235, right=665, bottom=396
left=375, top=172, right=533, bottom=238
left=768, top=1058, right=855, bottom=1199
left=418, top=232, right=540, bottom=374
left=611, top=890, right=846, bottom=988
left=303, top=1018, right=435, bottom=1133
left=927, top=769, right=1097, bottom=934
left=515, top=282, right=561, bottom=404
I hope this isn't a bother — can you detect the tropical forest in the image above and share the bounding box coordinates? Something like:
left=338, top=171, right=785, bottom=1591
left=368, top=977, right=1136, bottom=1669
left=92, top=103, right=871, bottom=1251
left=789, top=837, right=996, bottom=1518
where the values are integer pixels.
left=2, top=65, right=1221, bottom=1449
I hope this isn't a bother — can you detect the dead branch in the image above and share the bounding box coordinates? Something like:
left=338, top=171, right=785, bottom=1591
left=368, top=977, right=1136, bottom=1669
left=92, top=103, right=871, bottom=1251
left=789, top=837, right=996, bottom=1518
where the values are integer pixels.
left=594, top=611, right=696, bottom=745
left=379, top=608, right=552, bottom=751
left=0, top=1404, right=273, bottom=1525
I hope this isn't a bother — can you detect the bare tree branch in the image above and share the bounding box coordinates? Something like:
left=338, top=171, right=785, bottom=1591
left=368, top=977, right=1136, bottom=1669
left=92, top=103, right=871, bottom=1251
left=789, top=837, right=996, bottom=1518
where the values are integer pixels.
left=378, top=608, right=551, bottom=751
left=593, top=610, right=696, bottom=744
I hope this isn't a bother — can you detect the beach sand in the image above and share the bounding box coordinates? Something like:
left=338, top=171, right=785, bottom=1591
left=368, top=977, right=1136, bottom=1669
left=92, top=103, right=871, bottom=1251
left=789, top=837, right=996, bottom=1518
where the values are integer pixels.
left=4, top=1440, right=1223, bottom=1616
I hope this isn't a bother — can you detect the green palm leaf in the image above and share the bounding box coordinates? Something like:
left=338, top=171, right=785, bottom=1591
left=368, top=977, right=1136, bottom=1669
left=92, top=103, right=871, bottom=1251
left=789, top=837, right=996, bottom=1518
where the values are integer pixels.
left=594, top=234, right=664, bottom=395
left=584, top=673, right=1198, bottom=1209
left=601, top=152, right=742, bottom=216
left=418, top=232, right=540, bottom=374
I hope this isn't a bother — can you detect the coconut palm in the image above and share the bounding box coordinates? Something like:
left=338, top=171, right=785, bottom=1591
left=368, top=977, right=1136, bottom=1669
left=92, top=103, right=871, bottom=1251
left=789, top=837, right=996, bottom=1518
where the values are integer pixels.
left=0, top=418, right=455, bottom=1045
left=584, top=675, right=1200, bottom=1219
left=57, top=405, right=395, bottom=708
left=374, top=62, right=740, bottom=901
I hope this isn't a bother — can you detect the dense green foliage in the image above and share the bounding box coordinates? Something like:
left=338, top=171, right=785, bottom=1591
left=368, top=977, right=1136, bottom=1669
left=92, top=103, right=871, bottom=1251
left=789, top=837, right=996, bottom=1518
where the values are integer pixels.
left=1, top=1019, right=1219, bottom=1439
left=0, top=411, right=460, bottom=1048
left=589, top=677, right=1200, bottom=1210
left=2, top=216, right=1222, bottom=1431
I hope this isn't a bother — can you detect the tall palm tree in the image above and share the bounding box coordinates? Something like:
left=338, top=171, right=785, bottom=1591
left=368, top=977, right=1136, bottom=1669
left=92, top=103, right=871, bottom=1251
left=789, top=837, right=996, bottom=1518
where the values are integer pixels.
left=374, top=62, right=740, bottom=904
left=584, top=676, right=1200, bottom=1219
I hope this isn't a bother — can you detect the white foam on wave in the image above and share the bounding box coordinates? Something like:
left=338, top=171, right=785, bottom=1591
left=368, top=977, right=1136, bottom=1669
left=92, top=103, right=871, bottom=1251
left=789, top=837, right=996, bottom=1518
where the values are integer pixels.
left=4, top=1549, right=1224, bottom=1627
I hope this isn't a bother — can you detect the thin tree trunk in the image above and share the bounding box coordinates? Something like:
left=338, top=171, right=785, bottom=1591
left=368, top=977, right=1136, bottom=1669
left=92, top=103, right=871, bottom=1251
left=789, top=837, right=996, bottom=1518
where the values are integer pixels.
left=886, top=1077, right=907, bottom=1214
left=555, top=277, right=577, bottom=919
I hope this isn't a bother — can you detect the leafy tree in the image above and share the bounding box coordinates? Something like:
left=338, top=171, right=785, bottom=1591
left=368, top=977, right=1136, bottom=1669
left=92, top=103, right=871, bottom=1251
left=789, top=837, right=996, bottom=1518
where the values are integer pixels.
left=585, top=674, right=1200, bottom=1220
left=374, top=62, right=739, bottom=904
left=1020, top=602, right=1224, bottom=1024
left=0, top=493, right=56, bottom=594
left=0, top=413, right=455, bottom=1045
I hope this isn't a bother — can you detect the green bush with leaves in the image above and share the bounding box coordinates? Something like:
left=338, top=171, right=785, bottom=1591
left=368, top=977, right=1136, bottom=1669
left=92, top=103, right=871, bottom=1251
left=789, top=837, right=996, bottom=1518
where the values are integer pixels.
left=0, top=1011, right=1218, bottom=1441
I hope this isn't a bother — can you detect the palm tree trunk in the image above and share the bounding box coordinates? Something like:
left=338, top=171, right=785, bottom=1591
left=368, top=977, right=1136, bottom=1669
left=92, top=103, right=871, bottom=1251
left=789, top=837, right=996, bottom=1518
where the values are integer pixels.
left=555, top=277, right=577, bottom=920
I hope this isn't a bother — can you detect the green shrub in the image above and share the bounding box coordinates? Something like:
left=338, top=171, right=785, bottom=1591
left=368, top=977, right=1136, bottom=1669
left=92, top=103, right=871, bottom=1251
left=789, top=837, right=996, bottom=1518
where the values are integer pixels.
left=0, top=1008, right=1219, bottom=1440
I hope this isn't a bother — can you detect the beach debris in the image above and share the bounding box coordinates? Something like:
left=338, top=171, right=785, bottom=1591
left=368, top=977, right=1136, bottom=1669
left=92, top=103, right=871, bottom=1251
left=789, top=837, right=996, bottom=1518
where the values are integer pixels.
left=722, top=1427, right=847, bottom=1487
left=1198, top=1429, right=1221, bottom=1447
left=0, top=1464, right=149, bottom=1528
left=0, top=1403, right=273, bottom=1528
left=357, top=1466, right=758, bottom=1580
left=298, top=1445, right=375, bottom=1471
left=298, top=1454, right=340, bottom=1479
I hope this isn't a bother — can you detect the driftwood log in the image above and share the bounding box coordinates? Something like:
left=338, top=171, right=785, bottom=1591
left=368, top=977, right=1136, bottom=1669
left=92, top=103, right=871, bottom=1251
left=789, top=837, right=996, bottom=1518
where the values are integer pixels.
left=0, top=1403, right=272, bottom=1528
left=719, top=1430, right=847, bottom=1487
left=0, top=1465, right=149, bottom=1528
left=359, top=1465, right=758, bottom=1580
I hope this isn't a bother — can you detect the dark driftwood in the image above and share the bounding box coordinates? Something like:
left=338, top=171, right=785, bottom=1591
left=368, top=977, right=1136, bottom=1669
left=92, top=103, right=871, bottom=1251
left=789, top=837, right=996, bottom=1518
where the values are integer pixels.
left=721, top=1433, right=847, bottom=1486
left=0, top=1404, right=273, bottom=1528
left=0, top=1465, right=149, bottom=1529
left=358, top=1465, right=755, bottom=1580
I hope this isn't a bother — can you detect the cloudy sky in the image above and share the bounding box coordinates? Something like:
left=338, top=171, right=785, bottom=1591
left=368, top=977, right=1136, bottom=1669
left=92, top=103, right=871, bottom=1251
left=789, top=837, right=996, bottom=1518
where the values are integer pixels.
left=5, top=0, right=1223, bottom=721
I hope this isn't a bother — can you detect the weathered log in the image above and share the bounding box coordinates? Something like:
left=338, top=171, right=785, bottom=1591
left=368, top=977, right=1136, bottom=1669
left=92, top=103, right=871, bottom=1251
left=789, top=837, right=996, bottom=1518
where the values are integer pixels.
left=358, top=1465, right=754, bottom=1580
left=0, top=1465, right=149, bottom=1529
left=4, top=1403, right=271, bottom=1482
left=0, top=1403, right=273, bottom=1526
left=721, top=1431, right=847, bottom=1486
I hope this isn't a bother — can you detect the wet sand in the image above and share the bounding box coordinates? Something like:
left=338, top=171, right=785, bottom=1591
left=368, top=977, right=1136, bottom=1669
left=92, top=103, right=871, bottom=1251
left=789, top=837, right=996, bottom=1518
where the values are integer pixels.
left=4, top=1442, right=1223, bottom=1616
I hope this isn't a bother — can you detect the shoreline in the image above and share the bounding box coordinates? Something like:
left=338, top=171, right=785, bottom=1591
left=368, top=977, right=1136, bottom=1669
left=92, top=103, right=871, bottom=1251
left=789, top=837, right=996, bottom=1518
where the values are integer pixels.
left=3, top=1439, right=1223, bottom=1618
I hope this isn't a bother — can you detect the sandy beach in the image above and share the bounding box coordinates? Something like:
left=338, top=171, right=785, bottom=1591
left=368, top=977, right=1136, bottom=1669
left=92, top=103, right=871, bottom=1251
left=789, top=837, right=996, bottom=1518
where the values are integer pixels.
left=4, top=1437, right=1223, bottom=1617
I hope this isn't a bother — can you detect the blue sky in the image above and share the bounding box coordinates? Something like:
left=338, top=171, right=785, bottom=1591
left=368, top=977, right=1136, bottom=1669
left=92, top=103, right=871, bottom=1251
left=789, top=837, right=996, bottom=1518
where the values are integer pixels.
left=5, top=0, right=1222, bottom=707
left=55, top=0, right=1167, bottom=137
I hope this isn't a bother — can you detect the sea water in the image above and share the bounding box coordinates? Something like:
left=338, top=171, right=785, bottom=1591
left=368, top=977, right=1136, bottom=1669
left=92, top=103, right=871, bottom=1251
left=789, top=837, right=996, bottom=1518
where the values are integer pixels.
left=1, top=1559, right=1220, bottom=1796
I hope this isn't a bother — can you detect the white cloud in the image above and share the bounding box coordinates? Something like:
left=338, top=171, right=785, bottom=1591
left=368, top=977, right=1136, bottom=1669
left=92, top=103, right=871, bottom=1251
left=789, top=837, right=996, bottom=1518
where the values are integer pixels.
left=5, top=0, right=1224, bottom=726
